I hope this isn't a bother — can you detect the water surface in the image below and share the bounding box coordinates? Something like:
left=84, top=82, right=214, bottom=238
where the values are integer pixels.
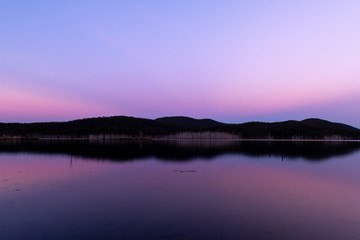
left=1, top=140, right=360, bottom=239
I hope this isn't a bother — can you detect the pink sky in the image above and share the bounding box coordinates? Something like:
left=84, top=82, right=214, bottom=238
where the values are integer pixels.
left=1, top=1, right=360, bottom=127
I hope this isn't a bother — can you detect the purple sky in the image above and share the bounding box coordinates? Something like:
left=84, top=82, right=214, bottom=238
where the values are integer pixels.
left=1, top=1, right=360, bottom=127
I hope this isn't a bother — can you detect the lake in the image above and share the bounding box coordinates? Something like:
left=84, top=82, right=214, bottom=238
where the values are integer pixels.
left=1, top=140, right=360, bottom=240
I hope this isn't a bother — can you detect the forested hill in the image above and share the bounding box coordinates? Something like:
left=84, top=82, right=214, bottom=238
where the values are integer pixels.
left=155, top=116, right=224, bottom=130
left=209, top=118, right=360, bottom=139
left=0, top=116, right=359, bottom=140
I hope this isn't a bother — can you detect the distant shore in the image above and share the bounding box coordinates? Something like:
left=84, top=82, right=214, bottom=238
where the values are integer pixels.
left=1, top=116, right=360, bottom=140
left=1, top=136, right=360, bottom=142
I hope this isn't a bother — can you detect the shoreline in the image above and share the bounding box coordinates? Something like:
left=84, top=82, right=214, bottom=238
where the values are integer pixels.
left=1, top=136, right=360, bottom=142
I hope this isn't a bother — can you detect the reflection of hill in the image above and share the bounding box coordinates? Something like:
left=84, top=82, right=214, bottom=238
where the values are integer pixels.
left=0, top=140, right=360, bottom=162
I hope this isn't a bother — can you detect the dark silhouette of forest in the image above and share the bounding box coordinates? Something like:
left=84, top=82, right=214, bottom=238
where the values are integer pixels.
left=0, top=116, right=359, bottom=139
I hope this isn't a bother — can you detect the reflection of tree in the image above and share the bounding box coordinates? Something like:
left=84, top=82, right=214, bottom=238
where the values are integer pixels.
left=70, top=156, right=73, bottom=168
left=1, top=140, right=360, bottom=162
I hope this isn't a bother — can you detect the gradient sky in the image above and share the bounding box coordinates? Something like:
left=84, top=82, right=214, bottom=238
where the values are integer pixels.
left=1, top=0, right=360, bottom=127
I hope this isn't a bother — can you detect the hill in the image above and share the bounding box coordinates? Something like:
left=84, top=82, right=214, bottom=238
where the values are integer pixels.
left=155, top=116, right=224, bottom=130
left=210, top=118, right=360, bottom=139
left=0, top=116, right=359, bottom=140
left=0, top=116, right=184, bottom=137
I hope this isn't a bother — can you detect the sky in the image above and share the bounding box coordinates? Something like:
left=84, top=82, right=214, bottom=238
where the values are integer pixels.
left=1, top=0, right=360, bottom=127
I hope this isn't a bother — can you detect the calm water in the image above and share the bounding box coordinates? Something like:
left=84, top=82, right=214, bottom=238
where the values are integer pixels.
left=1, top=140, right=360, bottom=240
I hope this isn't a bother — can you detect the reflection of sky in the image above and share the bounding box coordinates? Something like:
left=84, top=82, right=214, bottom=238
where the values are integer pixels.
left=1, top=151, right=360, bottom=239
left=1, top=1, right=360, bottom=127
